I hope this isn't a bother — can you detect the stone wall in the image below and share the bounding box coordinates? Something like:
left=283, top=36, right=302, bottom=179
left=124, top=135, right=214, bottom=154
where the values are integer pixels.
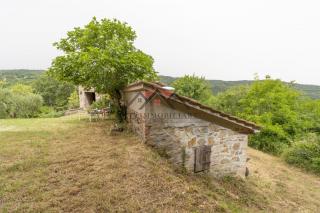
left=124, top=90, right=248, bottom=178
left=127, top=109, right=146, bottom=141
left=124, top=91, right=147, bottom=141
left=78, top=86, right=102, bottom=110
left=145, top=114, right=248, bottom=177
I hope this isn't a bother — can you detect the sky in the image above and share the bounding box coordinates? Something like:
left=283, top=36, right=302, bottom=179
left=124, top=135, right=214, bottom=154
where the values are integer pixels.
left=1, top=0, right=320, bottom=85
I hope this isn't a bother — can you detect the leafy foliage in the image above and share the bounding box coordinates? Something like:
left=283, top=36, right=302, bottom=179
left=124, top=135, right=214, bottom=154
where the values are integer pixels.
left=0, top=80, right=5, bottom=88
left=11, top=94, right=44, bottom=118
left=297, top=99, right=320, bottom=133
left=38, top=106, right=65, bottom=118
left=89, top=95, right=110, bottom=110
left=160, top=75, right=320, bottom=99
left=0, top=69, right=44, bottom=86
left=33, top=74, right=75, bottom=109
left=207, top=85, right=250, bottom=115
left=283, top=134, right=320, bottom=174
left=0, top=88, right=43, bottom=118
left=10, top=84, right=33, bottom=95
left=210, top=77, right=320, bottom=155
left=48, top=17, right=157, bottom=121
left=0, top=89, right=13, bottom=118
left=171, top=74, right=212, bottom=103
left=1, top=69, right=319, bottom=98
left=250, top=125, right=291, bottom=155
left=213, top=79, right=294, bottom=153
left=67, top=90, right=80, bottom=109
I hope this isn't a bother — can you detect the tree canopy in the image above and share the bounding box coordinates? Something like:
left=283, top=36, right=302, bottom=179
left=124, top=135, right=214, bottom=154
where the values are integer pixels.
left=171, top=74, right=212, bottom=103
left=33, top=74, right=75, bottom=109
left=212, top=77, right=320, bottom=155
left=49, top=17, right=157, bottom=100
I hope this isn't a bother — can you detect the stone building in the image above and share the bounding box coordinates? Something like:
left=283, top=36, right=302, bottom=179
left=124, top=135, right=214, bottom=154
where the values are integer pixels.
left=78, top=86, right=101, bottom=110
left=123, top=81, right=260, bottom=178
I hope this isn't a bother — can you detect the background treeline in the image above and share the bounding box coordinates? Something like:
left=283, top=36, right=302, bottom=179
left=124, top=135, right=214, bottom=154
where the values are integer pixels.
left=0, top=70, right=79, bottom=119
left=2, top=70, right=320, bottom=99
left=170, top=75, right=320, bottom=175
left=161, top=75, right=320, bottom=99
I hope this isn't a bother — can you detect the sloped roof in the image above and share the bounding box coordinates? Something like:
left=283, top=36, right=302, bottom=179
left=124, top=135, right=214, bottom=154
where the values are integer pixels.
left=124, top=81, right=260, bottom=134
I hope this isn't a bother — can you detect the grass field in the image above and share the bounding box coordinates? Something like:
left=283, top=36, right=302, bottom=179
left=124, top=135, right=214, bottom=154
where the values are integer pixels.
left=0, top=116, right=320, bottom=212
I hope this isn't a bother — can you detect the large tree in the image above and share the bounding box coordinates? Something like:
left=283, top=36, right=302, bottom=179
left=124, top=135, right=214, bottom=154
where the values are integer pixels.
left=49, top=17, right=157, bottom=120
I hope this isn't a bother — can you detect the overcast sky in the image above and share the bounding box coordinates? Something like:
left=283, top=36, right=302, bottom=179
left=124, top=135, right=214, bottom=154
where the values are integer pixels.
left=1, top=0, right=320, bottom=85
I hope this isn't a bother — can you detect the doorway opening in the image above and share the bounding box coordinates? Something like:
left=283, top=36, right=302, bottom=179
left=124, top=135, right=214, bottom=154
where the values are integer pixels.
left=85, top=92, right=96, bottom=105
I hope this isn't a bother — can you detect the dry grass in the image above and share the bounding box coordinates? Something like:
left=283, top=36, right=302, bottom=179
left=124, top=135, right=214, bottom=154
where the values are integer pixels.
left=0, top=116, right=319, bottom=212
left=246, top=148, right=320, bottom=212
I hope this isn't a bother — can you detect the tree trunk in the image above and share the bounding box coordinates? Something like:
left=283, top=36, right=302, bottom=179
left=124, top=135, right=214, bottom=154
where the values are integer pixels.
left=112, top=89, right=127, bottom=123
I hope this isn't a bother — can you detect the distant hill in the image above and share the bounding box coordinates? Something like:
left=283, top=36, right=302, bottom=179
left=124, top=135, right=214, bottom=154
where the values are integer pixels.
left=0, top=69, right=45, bottom=86
left=160, top=75, right=320, bottom=99
left=1, top=70, right=319, bottom=99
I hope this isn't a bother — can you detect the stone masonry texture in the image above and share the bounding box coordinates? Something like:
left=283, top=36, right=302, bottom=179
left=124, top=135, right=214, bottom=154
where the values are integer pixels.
left=124, top=90, right=248, bottom=178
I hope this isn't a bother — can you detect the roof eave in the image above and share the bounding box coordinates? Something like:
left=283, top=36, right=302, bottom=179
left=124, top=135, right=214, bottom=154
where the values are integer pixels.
left=123, top=81, right=261, bottom=134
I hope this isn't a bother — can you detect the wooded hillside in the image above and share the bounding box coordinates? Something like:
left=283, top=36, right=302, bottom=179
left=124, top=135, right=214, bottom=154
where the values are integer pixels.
left=0, top=69, right=44, bottom=86
left=160, top=75, right=320, bottom=99
left=1, top=70, right=320, bottom=99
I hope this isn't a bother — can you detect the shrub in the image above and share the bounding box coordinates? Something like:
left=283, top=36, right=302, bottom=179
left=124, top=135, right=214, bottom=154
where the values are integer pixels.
left=10, top=84, right=33, bottom=94
left=0, top=88, right=43, bottom=118
left=0, top=88, right=14, bottom=118
left=283, top=134, right=320, bottom=174
left=249, top=125, right=291, bottom=155
left=0, top=102, right=7, bottom=118
left=89, top=95, right=110, bottom=110
left=67, top=90, right=80, bottom=109
left=38, top=106, right=65, bottom=118
left=11, top=93, right=43, bottom=118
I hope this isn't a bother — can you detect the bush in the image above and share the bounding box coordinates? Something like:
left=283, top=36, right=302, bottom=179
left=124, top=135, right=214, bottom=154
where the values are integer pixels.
left=0, top=102, right=7, bottom=118
left=67, top=90, right=80, bottom=109
left=249, top=125, right=291, bottom=155
left=89, top=95, right=110, bottom=110
left=10, top=84, right=33, bottom=94
left=38, top=106, right=65, bottom=118
left=11, top=93, right=43, bottom=118
left=0, top=88, right=43, bottom=118
left=283, top=134, right=320, bottom=174
left=0, top=89, right=14, bottom=118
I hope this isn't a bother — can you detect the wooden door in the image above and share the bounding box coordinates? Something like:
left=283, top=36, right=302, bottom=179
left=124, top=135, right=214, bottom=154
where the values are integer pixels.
left=194, top=145, right=211, bottom=173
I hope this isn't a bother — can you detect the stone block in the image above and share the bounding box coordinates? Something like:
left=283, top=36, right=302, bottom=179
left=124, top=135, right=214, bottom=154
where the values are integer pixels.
left=220, top=159, right=230, bottom=164
left=232, top=143, right=241, bottom=150
left=187, top=137, right=196, bottom=148
left=208, top=137, right=215, bottom=145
